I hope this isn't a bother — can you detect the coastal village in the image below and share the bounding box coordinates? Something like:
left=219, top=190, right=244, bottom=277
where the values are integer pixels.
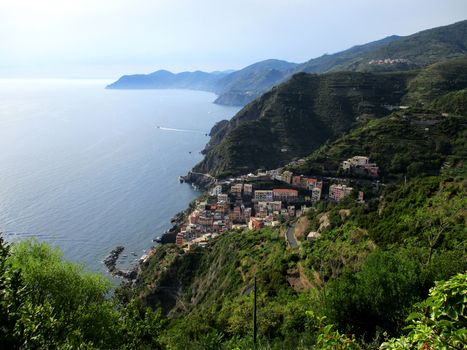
left=146, top=155, right=379, bottom=255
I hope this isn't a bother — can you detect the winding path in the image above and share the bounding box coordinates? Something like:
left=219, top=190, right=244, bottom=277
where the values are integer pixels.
left=286, top=224, right=299, bottom=248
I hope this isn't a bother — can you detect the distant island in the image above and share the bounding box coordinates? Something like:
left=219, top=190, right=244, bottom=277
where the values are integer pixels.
left=107, top=59, right=298, bottom=106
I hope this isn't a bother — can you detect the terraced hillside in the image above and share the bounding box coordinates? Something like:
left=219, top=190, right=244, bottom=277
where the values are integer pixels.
left=193, top=58, right=467, bottom=178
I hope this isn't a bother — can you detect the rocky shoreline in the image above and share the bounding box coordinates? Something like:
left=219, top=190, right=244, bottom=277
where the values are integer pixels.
left=104, top=197, right=201, bottom=278
left=179, top=171, right=216, bottom=189
left=103, top=246, right=137, bottom=280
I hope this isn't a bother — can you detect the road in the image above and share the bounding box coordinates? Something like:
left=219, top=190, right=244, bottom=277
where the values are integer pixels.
left=286, top=225, right=299, bottom=248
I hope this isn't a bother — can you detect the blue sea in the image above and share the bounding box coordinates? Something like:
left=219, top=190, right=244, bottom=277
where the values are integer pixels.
left=0, top=79, right=239, bottom=274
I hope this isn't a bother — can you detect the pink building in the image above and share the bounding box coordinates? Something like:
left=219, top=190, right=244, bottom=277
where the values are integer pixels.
left=329, top=184, right=353, bottom=202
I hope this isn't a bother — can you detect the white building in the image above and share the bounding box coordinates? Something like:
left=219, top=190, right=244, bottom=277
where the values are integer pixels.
left=210, top=185, right=223, bottom=196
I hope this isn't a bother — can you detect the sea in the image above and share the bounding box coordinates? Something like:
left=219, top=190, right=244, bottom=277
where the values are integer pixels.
left=0, top=79, right=240, bottom=275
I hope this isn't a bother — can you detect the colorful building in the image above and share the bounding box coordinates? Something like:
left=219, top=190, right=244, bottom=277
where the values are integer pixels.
left=272, top=188, right=298, bottom=201
left=329, top=184, right=353, bottom=202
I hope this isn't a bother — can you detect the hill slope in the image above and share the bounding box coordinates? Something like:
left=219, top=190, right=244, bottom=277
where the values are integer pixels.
left=213, top=59, right=298, bottom=106
left=193, top=58, right=467, bottom=177
left=288, top=111, right=467, bottom=179
left=120, top=174, right=466, bottom=348
left=323, top=19, right=467, bottom=73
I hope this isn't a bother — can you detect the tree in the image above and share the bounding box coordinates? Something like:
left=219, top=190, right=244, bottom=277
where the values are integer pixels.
left=2, top=238, right=166, bottom=349
left=0, top=236, right=62, bottom=349
left=325, top=249, right=422, bottom=337
left=381, top=272, right=467, bottom=350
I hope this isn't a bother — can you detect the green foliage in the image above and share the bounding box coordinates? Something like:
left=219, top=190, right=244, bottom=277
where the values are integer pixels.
left=403, top=58, right=467, bottom=106
left=430, top=88, right=467, bottom=116
left=0, top=237, right=166, bottom=349
left=124, top=175, right=466, bottom=348
left=196, top=70, right=413, bottom=177
left=301, top=176, right=466, bottom=341
left=381, top=272, right=467, bottom=350
left=117, top=300, right=166, bottom=350
left=8, top=239, right=118, bottom=347
left=370, top=177, right=466, bottom=248
left=306, top=311, right=363, bottom=350
left=325, top=249, right=422, bottom=337
left=196, top=56, right=467, bottom=178
left=290, top=112, right=466, bottom=179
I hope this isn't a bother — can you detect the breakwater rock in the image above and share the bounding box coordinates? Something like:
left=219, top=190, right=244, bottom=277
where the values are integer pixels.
left=104, top=246, right=137, bottom=280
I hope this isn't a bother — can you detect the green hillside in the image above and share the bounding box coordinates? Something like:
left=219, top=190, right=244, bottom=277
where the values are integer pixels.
left=119, top=176, right=466, bottom=349
left=403, top=57, right=467, bottom=105
left=295, top=35, right=402, bottom=73
left=430, top=88, right=467, bottom=115
left=321, top=19, right=467, bottom=73
left=213, top=59, right=298, bottom=106
left=288, top=111, right=467, bottom=180
left=217, top=19, right=467, bottom=105
left=193, top=58, right=467, bottom=178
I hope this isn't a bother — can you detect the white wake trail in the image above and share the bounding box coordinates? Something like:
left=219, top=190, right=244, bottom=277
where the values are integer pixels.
left=156, top=126, right=207, bottom=134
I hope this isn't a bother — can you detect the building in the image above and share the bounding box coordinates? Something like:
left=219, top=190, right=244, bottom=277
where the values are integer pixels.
left=244, top=207, right=252, bottom=223
left=254, top=190, right=273, bottom=202
left=342, top=156, right=379, bottom=178
left=230, top=183, right=243, bottom=195
left=257, top=201, right=282, bottom=214
left=311, top=187, right=322, bottom=202
left=342, top=156, right=370, bottom=169
left=272, top=188, right=298, bottom=201
left=230, top=206, right=243, bottom=223
left=210, top=185, right=222, bottom=196
left=287, top=205, right=296, bottom=217
left=198, top=212, right=214, bottom=227
left=281, top=170, right=293, bottom=184
left=329, top=184, right=353, bottom=202
left=216, top=201, right=228, bottom=214
left=243, top=183, right=253, bottom=195
left=176, top=232, right=185, bottom=245
left=358, top=191, right=365, bottom=203
left=217, top=193, right=229, bottom=204
left=189, top=211, right=200, bottom=225
left=249, top=218, right=264, bottom=230
left=292, top=176, right=302, bottom=186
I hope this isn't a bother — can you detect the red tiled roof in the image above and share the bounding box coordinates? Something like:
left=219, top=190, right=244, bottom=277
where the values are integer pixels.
left=273, top=189, right=298, bottom=194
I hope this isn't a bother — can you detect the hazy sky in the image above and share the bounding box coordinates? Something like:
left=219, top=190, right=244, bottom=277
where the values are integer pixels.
left=0, top=0, right=466, bottom=78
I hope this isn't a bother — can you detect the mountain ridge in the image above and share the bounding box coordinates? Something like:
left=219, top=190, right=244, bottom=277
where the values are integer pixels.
left=107, top=20, right=467, bottom=106
left=192, top=57, right=467, bottom=178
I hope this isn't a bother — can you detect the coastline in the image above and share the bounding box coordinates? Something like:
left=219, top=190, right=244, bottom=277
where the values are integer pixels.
left=104, top=194, right=203, bottom=280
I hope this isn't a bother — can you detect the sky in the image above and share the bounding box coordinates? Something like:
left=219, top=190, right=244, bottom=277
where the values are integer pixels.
left=0, top=0, right=466, bottom=79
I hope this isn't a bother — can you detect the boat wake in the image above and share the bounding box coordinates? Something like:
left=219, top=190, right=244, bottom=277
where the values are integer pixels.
left=156, top=126, right=207, bottom=134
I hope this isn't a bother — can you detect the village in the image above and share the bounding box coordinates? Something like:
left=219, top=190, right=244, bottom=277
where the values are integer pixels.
left=170, top=155, right=380, bottom=250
